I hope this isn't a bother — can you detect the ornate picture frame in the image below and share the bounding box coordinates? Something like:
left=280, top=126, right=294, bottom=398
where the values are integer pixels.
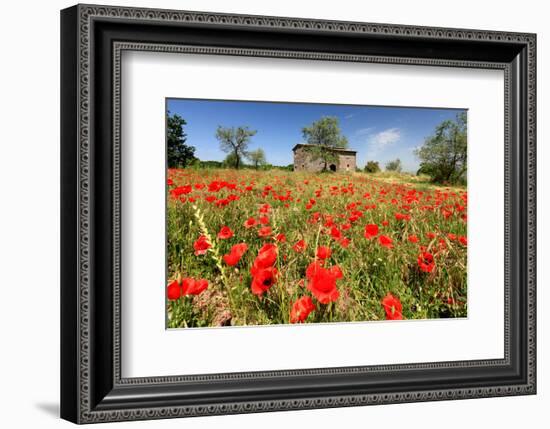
left=61, top=4, right=536, bottom=424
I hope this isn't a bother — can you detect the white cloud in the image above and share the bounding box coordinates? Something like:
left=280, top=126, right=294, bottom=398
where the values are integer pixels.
left=368, top=128, right=401, bottom=149
left=354, top=126, right=375, bottom=137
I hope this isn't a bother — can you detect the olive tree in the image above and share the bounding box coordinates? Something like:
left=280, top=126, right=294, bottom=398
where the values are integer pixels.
left=215, top=126, right=257, bottom=170
left=415, top=112, right=467, bottom=184
left=301, top=116, right=348, bottom=171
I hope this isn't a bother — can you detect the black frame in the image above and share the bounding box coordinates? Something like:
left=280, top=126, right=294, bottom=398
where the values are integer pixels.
left=61, top=4, right=536, bottom=424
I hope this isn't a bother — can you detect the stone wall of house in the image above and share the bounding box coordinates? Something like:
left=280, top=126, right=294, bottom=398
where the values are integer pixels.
left=338, top=153, right=356, bottom=172
left=293, top=147, right=356, bottom=173
left=293, top=147, right=325, bottom=172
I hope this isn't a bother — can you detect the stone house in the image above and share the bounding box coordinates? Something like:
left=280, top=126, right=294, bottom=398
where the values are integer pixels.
left=292, top=144, right=357, bottom=173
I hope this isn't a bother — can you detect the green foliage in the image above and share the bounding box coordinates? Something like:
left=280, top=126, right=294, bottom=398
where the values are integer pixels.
left=385, top=158, right=402, bottom=172
left=301, top=116, right=348, bottom=171
left=198, top=160, right=223, bottom=169
left=364, top=160, right=381, bottom=173
left=215, top=126, right=257, bottom=169
left=247, top=148, right=267, bottom=170
left=222, top=152, right=244, bottom=169
left=415, top=112, right=467, bottom=184
left=167, top=112, right=196, bottom=168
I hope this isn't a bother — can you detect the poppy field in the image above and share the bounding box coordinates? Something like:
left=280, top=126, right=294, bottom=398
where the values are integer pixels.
left=166, top=169, right=467, bottom=328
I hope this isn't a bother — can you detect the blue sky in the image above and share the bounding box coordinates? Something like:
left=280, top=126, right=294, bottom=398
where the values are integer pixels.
left=167, top=98, right=466, bottom=173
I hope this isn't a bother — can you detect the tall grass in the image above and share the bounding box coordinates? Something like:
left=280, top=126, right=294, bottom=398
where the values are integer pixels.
left=167, top=169, right=467, bottom=328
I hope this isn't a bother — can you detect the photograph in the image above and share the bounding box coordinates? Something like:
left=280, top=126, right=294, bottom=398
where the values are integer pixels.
left=165, top=99, right=468, bottom=328
left=56, top=3, right=538, bottom=424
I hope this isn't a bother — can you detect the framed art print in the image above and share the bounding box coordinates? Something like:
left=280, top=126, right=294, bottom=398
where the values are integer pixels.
left=61, top=4, right=536, bottom=424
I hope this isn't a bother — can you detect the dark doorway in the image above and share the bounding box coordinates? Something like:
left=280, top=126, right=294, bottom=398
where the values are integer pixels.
left=329, top=164, right=337, bottom=172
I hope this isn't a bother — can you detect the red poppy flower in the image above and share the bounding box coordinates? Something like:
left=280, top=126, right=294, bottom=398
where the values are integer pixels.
left=339, top=237, right=351, bottom=248
left=217, top=226, right=234, bottom=240
left=378, top=235, right=393, bottom=249
left=259, top=203, right=271, bottom=213
left=276, top=233, right=286, bottom=243
left=306, top=260, right=323, bottom=279
left=408, top=234, right=419, bottom=243
left=447, top=233, right=457, bottom=241
left=381, top=293, right=403, bottom=320
left=292, top=239, right=307, bottom=253
left=223, top=243, right=248, bottom=266
left=182, top=278, right=209, bottom=295
left=167, top=280, right=181, bottom=300
left=329, top=265, right=343, bottom=279
left=417, top=251, right=435, bottom=273
left=258, top=226, right=272, bottom=238
left=364, top=224, right=379, bottom=239
left=330, top=226, right=342, bottom=240
left=426, top=232, right=437, bottom=240
left=251, top=243, right=278, bottom=275
left=250, top=267, right=278, bottom=295
left=170, top=185, right=192, bottom=198
left=167, top=178, right=174, bottom=186
left=259, top=215, right=270, bottom=225
left=382, top=220, right=390, bottom=226
left=193, top=235, right=211, bottom=256
left=316, top=246, right=332, bottom=260
left=289, top=296, right=316, bottom=323
left=459, top=235, right=468, bottom=246
left=441, top=209, right=453, bottom=219
left=395, top=212, right=411, bottom=221
left=306, top=261, right=341, bottom=304
left=244, top=217, right=258, bottom=228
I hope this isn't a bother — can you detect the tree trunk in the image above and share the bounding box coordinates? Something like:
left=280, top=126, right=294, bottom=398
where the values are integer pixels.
left=234, top=149, right=240, bottom=169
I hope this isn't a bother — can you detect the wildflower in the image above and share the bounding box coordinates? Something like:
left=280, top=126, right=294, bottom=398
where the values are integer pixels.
left=364, top=224, right=379, bottom=239
left=378, top=235, right=393, bottom=249
left=306, top=261, right=342, bottom=304
left=292, top=239, right=307, bottom=253
left=222, top=243, right=248, bottom=266
left=182, top=278, right=209, bottom=296
left=250, top=267, right=278, bottom=295
left=395, top=212, right=411, bottom=221
left=417, top=251, right=435, bottom=273
left=167, top=280, right=181, bottom=300
left=217, top=226, right=234, bottom=240
left=381, top=293, right=403, bottom=320
left=193, top=235, right=211, bottom=256
left=289, top=296, right=316, bottom=323
left=316, top=246, right=332, bottom=260
left=250, top=243, right=278, bottom=275
left=244, top=217, right=257, bottom=228
left=258, top=226, right=272, bottom=238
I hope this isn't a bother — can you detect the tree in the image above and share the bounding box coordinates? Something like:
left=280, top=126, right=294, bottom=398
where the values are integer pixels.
left=215, top=126, right=257, bottom=170
left=364, top=161, right=381, bottom=173
left=385, top=158, right=402, bottom=172
left=247, top=148, right=267, bottom=170
left=415, top=112, right=467, bottom=184
left=301, top=116, right=348, bottom=171
left=222, top=152, right=244, bottom=169
left=167, top=112, right=196, bottom=168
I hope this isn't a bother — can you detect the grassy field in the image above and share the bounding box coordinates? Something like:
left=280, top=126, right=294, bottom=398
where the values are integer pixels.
left=166, top=168, right=467, bottom=328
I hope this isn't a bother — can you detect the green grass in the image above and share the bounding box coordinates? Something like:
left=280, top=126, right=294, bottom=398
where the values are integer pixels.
left=166, top=168, right=467, bottom=328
